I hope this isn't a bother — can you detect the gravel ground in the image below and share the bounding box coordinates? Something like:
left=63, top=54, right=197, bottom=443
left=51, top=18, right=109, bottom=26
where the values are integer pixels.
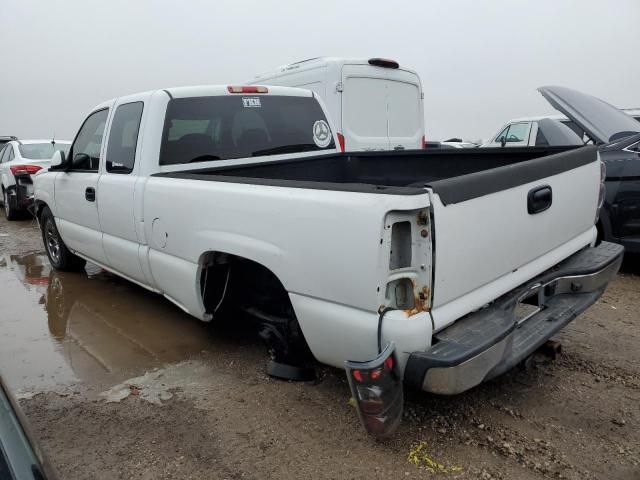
left=1, top=216, right=638, bottom=480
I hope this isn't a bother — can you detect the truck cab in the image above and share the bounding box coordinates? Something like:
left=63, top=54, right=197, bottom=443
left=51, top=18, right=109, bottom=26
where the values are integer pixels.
left=251, top=57, right=425, bottom=152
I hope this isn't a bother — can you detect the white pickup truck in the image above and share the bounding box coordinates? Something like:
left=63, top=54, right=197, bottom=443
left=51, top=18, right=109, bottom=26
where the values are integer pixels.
left=34, top=84, right=623, bottom=437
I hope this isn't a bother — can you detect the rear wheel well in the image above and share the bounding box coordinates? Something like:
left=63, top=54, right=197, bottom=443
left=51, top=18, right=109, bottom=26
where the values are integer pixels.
left=34, top=201, right=49, bottom=222
left=199, top=252, right=315, bottom=369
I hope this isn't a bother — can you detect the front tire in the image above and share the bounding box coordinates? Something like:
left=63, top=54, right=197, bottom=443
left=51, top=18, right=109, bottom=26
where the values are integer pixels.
left=40, top=207, right=86, bottom=271
left=3, top=186, right=20, bottom=221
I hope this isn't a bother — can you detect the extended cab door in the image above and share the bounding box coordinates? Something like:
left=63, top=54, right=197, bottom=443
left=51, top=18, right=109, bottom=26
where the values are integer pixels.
left=97, top=98, right=150, bottom=286
left=54, top=108, right=110, bottom=265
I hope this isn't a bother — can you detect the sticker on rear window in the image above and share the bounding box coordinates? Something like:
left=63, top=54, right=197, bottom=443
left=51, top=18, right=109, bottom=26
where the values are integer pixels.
left=242, top=97, right=261, bottom=108
left=312, top=120, right=331, bottom=148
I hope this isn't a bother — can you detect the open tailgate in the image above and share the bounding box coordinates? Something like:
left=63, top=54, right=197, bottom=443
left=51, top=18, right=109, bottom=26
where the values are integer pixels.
left=427, top=146, right=601, bottom=331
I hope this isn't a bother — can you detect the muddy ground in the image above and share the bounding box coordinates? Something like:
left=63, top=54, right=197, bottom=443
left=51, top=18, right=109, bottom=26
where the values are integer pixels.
left=0, top=216, right=638, bottom=480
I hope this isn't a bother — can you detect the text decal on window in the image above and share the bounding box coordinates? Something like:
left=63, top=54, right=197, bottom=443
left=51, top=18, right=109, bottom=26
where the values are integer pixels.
left=242, top=97, right=261, bottom=108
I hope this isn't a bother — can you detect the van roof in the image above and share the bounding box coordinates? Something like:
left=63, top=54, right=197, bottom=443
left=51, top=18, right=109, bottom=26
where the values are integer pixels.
left=253, top=57, right=418, bottom=81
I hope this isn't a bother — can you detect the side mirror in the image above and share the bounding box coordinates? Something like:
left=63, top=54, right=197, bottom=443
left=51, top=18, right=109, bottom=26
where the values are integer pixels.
left=50, top=150, right=66, bottom=169
left=500, top=136, right=507, bottom=148
left=73, top=153, right=90, bottom=169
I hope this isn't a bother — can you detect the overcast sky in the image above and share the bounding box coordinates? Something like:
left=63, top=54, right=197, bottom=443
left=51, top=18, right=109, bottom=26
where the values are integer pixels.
left=1, top=0, right=639, bottom=142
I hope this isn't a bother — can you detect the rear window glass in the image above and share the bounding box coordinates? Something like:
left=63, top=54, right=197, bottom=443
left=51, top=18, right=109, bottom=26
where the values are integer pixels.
left=106, top=102, right=144, bottom=174
left=160, top=95, right=335, bottom=165
left=19, top=143, right=70, bottom=159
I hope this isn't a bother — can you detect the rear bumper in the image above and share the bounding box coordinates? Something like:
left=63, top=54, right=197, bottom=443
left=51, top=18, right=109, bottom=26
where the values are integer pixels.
left=404, top=241, right=624, bottom=394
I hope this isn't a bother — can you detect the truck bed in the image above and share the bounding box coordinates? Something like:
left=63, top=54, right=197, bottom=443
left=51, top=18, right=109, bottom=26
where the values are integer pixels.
left=153, top=145, right=594, bottom=205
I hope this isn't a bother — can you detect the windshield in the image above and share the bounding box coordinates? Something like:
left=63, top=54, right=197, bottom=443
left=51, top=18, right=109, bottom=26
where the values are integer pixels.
left=19, top=143, right=70, bottom=160
left=159, top=95, right=335, bottom=165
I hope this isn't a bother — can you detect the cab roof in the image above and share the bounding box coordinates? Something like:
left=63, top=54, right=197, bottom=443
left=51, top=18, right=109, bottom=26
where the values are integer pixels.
left=90, top=84, right=314, bottom=112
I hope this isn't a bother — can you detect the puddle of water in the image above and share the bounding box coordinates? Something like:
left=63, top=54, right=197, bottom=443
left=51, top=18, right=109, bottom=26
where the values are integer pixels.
left=0, top=252, right=213, bottom=394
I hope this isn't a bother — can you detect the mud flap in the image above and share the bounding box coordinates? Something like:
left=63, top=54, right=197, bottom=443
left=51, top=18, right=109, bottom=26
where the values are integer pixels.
left=345, top=342, right=403, bottom=438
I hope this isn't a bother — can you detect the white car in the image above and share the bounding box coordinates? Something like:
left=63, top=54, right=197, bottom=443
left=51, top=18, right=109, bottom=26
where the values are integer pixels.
left=0, top=139, right=70, bottom=219
left=483, top=91, right=640, bottom=148
left=481, top=115, right=585, bottom=148
left=34, top=84, right=621, bottom=437
left=251, top=57, right=425, bottom=152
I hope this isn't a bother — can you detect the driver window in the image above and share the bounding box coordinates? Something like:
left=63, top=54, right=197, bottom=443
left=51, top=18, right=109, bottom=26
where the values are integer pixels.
left=495, top=126, right=509, bottom=143
left=504, top=122, right=529, bottom=143
left=69, top=109, right=109, bottom=171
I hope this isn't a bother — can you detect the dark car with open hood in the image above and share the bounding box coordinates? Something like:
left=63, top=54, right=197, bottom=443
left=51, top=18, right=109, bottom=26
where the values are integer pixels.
left=538, top=86, right=640, bottom=253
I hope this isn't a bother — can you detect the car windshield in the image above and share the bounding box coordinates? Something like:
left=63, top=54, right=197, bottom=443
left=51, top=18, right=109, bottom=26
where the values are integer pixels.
left=159, top=95, right=335, bottom=165
left=19, top=143, right=70, bottom=160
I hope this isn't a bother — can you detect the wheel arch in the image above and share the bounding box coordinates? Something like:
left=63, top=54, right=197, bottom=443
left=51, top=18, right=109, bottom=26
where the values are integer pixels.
left=197, top=249, right=316, bottom=363
left=34, top=199, right=50, bottom=222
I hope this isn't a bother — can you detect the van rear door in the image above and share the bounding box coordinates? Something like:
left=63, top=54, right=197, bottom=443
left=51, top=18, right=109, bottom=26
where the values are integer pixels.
left=386, top=69, right=423, bottom=150
left=341, top=65, right=390, bottom=151
left=341, top=65, right=423, bottom=151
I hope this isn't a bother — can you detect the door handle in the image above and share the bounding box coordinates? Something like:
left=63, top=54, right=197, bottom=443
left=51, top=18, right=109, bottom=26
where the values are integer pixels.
left=85, top=187, right=96, bottom=202
left=527, top=185, right=552, bottom=214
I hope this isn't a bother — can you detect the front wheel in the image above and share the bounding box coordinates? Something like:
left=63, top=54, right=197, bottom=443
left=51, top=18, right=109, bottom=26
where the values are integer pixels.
left=40, top=207, right=86, bottom=271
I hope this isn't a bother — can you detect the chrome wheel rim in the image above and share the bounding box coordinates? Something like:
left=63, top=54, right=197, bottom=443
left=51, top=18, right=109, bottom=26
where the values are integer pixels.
left=45, top=222, right=61, bottom=263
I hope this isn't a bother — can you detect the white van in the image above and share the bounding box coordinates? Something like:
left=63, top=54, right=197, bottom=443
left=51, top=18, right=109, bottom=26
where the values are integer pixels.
left=251, top=57, right=425, bottom=152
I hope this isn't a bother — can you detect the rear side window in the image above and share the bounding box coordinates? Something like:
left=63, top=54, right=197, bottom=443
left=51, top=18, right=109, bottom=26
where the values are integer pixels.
left=106, top=102, right=144, bottom=174
left=159, top=95, right=335, bottom=165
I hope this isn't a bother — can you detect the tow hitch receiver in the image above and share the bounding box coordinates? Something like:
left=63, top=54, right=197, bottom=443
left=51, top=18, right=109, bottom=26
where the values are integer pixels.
left=345, top=342, right=403, bottom=438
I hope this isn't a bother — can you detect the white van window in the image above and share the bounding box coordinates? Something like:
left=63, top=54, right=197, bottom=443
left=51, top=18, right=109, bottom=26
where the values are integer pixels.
left=343, top=77, right=387, bottom=137
left=387, top=81, right=421, bottom=137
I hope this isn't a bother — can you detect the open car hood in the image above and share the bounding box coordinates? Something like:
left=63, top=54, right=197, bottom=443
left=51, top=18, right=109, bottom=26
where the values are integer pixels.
left=538, top=86, right=640, bottom=144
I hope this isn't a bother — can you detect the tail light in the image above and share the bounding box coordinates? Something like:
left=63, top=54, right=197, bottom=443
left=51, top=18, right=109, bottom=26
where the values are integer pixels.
left=10, top=164, right=42, bottom=176
left=337, top=133, right=345, bottom=152
left=227, top=86, right=268, bottom=94
left=595, top=160, right=606, bottom=223
left=421, top=135, right=427, bottom=149
left=345, top=342, right=403, bottom=438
